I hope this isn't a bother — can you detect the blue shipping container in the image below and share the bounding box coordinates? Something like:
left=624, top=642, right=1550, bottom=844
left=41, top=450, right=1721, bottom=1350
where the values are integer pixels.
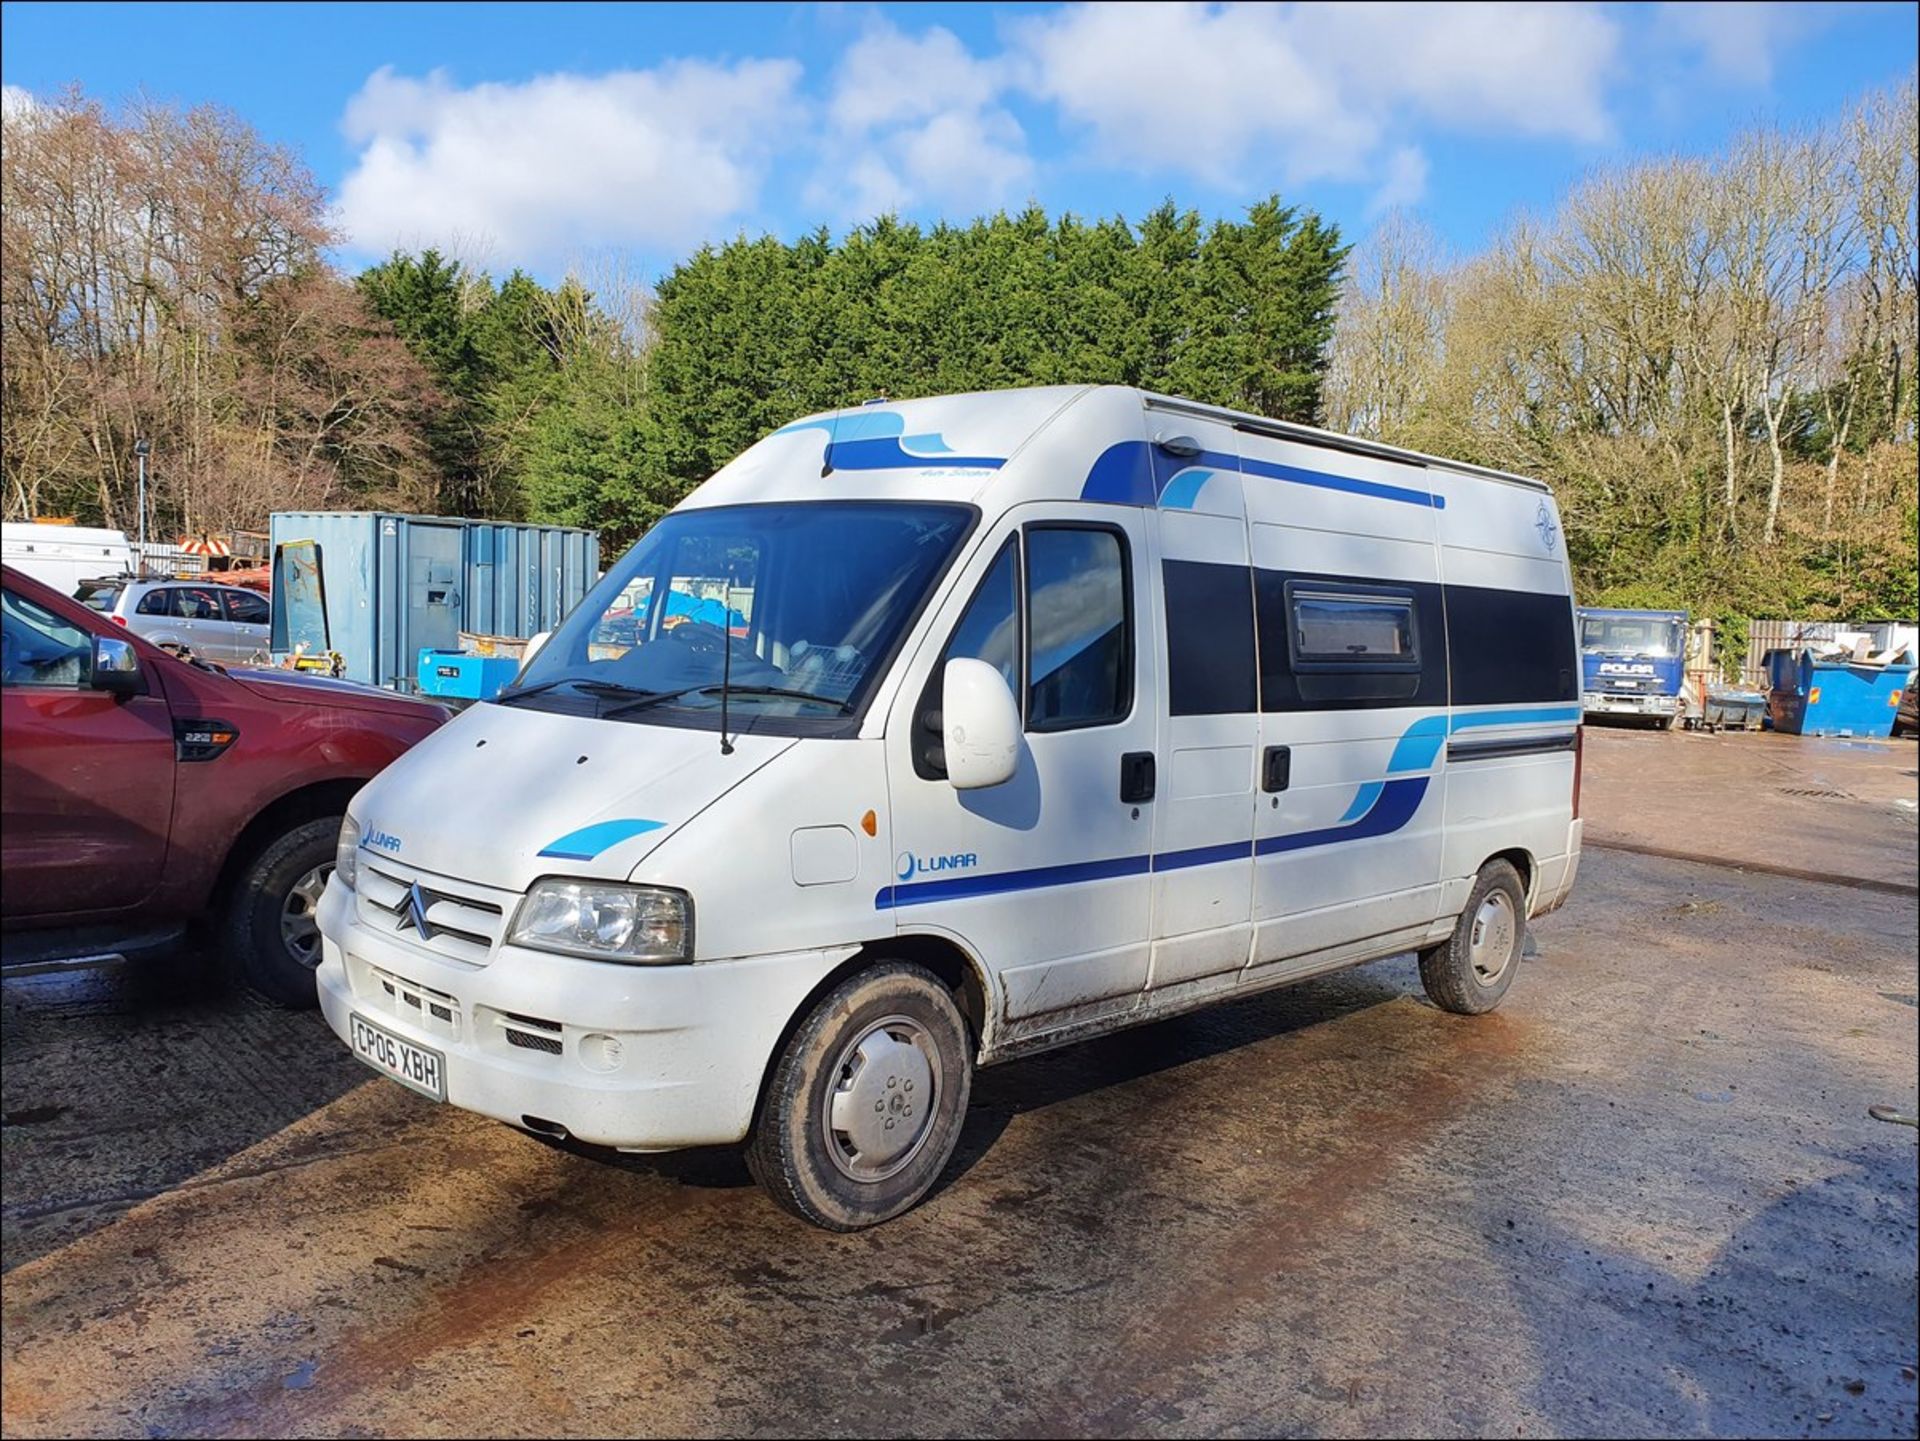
left=1765, top=648, right=1915, bottom=737
left=268, top=512, right=598, bottom=691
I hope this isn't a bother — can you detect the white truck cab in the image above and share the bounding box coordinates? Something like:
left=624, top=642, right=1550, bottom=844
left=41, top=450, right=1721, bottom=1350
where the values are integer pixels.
left=316, top=385, right=1584, bottom=1229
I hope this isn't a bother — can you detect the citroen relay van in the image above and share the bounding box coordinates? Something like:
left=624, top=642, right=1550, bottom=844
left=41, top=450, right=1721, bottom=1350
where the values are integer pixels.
left=315, top=386, right=1584, bottom=1230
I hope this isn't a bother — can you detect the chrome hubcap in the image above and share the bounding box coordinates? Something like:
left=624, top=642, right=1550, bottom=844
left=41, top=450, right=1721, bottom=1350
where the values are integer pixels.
left=1468, top=890, right=1518, bottom=986
left=280, top=863, right=332, bottom=969
left=823, top=1014, right=940, bottom=1183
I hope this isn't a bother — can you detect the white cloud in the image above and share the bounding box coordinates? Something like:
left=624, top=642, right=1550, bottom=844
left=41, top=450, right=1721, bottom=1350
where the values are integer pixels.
left=812, top=22, right=1034, bottom=221
left=333, top=59, right=803, bottom=262
left=1014, top=1, right=1620, bottom=192
left=828, top=23, right=1005, bottom=133
left=2, top=84, right=38, bottom=121
left=1367, top=145, right=1430, bottom=216
left=1653, top=1, right=1824, bottom=87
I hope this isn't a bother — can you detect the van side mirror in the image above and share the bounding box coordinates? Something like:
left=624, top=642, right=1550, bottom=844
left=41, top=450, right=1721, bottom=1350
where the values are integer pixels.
left=942, top=658, right=1020, bottom=790
left=92, top=634, right=141, bottom=695
left=520, top=630, right=551, bottom=667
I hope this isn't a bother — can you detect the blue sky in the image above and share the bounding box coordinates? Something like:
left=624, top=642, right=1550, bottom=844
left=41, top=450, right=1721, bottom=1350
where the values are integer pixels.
left=3, top=1, right=1914, bottom=282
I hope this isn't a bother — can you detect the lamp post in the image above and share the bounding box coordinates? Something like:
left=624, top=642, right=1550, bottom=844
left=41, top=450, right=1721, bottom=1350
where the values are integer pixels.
left=133, top=438, right=150, bottom=567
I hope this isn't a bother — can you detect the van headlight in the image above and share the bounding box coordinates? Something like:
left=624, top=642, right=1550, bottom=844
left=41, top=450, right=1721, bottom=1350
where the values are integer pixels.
left=335, top=815, right=360, bottom=891
left=508, top=880, right=693, bottom=964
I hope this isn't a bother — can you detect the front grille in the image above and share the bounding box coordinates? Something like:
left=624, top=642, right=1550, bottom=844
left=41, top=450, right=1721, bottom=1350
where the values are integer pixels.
left=362, top=964, right=462, bottom=1040
left=357, top=860, right=513, bottom=967
left=489, top=1008, right=564, bottom=1060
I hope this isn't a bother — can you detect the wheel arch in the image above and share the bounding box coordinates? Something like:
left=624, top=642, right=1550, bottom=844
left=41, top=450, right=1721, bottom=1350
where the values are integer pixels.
left=1482, top=846, right=1538, bottom=906
left=209, top=777, right=366, bottom=909
left=747, top=930, right=995, bottom=1135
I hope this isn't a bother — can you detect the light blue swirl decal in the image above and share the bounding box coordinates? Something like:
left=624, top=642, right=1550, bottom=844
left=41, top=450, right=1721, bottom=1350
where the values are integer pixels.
left=537, top=818, right=665, bottom=861
left=773, top=411, right=1004, bottom=472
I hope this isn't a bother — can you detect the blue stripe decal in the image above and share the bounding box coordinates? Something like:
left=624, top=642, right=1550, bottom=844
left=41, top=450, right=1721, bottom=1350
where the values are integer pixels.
left=1238, top=453, right=1444, bottom=509
left=1153, top=839, right=1254, bottom=872
left=1339, top=780, right=1384, bottom=822
left=1078, top=441, right=1445, bottom=510
left=1451, top=706, right=1583, bottom=731
left=537, top=818, right=665, bottom=861
left=876, top=852, right=1150, bottom=910
left=1257, top=777, right=1431, bottom=856
left=873, top=708, right=1574, bottom=910
left=1388, top=715, right=1450, bottom=772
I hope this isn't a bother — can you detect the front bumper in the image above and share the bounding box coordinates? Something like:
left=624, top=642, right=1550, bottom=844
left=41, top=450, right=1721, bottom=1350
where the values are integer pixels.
left=314, top=877, right=851, bottom=1149
left=1582, top=690, right=1677, bottom=716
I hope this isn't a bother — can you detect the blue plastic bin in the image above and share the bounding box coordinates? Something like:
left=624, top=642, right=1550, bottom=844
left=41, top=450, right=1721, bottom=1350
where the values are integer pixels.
left=416, top=648, right=522, bottom=701
left=1765, top=648, right=1914, bottom=737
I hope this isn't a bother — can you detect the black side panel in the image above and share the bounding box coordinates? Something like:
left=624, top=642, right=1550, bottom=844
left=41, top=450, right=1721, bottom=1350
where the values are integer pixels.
left=1163, top=560, right=1257, bottom=716
left=1446, top=585, right=1578, bottom=705
left=1255, top=569, right=1449, bottom=712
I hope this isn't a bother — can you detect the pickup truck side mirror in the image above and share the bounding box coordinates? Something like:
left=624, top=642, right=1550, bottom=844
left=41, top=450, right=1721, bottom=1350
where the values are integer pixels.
left=942, top=658, right=1020, bottom=790
left=92, top=634, right=141, bottom=696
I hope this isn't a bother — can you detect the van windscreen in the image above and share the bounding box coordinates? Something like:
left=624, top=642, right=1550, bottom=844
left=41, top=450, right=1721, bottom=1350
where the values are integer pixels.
left=505, top=502, right=972, bottom=730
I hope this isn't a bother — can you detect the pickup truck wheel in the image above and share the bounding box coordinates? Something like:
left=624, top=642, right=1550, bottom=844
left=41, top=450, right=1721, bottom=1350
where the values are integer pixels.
left=1418, top=860, right=1526, bottom=1015
left=222, top=816, right=337, bottom=1008
left=745, top=963, right=972, bottom=1231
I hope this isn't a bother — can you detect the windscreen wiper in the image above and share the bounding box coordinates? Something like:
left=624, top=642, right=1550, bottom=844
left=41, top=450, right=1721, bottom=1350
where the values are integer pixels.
left=599, top=683, right=850, bottom=720
left=693, top=684, right=850, bottom=713
left=495, top=677, right=656, bottom=706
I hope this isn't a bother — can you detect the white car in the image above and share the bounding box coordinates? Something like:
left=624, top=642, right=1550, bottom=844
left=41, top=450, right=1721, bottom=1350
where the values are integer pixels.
left=75, top=577, right=271, bottom=664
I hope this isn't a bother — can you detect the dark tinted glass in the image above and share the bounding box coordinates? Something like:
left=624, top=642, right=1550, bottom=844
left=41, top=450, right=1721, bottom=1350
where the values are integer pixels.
left=1447, top=586, right=1578, bottom=705
left=222, top=589, right=269, bottom=624
left=1163, top=560, right=1256, bottom=715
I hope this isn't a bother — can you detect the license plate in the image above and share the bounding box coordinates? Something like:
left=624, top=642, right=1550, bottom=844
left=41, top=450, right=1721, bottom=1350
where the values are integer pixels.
left=348, top=1013, right=446, bottom=1102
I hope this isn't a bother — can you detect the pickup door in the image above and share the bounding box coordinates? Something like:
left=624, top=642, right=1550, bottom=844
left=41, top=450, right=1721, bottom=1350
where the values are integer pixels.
left=0, top=583, right=176, bottom=919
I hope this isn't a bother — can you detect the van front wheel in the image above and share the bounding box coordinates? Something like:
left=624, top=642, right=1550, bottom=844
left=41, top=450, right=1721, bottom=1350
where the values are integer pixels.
left=1419, top=860, right=1526, bottom=1015
left=746, top=963, right=973, bottom=1231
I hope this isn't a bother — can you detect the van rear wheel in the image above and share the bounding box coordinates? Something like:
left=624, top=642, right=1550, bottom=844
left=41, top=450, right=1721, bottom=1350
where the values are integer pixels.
left=746, top=963, right=972, bottom=1231
left=1419, top=860, right=1526, bottom=1015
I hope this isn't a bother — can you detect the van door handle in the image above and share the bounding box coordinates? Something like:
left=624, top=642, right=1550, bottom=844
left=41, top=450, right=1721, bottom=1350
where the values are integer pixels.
left=1119, top=751, right=1156, bottom=804
left=1262, top=745, right=1291, bottom=792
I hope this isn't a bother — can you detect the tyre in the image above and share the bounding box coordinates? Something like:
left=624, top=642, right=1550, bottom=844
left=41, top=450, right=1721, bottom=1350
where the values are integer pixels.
left=745, top=963, right=973, bottom=1231
left=221, top=816, right=337, bottom=1007
left=1419, top=860, right=1527, bottom=1015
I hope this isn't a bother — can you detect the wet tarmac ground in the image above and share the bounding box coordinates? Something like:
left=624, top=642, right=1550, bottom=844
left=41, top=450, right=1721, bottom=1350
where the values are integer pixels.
left=3, top=728, right=1916, bottom=1438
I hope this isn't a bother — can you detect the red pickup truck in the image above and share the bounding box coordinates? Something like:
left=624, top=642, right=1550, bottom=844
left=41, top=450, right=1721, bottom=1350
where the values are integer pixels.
left=1, top=564, right=445, bottom=1004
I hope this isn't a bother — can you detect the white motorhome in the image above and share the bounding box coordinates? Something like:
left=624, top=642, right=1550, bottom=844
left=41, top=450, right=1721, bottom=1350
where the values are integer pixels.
left=316, top=386, right=1584, bottom=1229
left=1, top=522, right=134, bottom=597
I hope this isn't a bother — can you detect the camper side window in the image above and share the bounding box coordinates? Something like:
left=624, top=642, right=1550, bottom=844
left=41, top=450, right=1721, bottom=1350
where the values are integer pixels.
left=1025, top=526, right=1131, bottom=731
left=1283, top=582, right=1420, bottom=673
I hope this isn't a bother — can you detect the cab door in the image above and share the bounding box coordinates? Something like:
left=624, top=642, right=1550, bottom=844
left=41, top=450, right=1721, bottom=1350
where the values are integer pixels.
left=169, top=584, right=227, bottom=658
left=884, top=504, right=1159, bottom=1027
left=1, top=583, right=176, bottom=919
left=219, top=586, right=271, bottom=662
